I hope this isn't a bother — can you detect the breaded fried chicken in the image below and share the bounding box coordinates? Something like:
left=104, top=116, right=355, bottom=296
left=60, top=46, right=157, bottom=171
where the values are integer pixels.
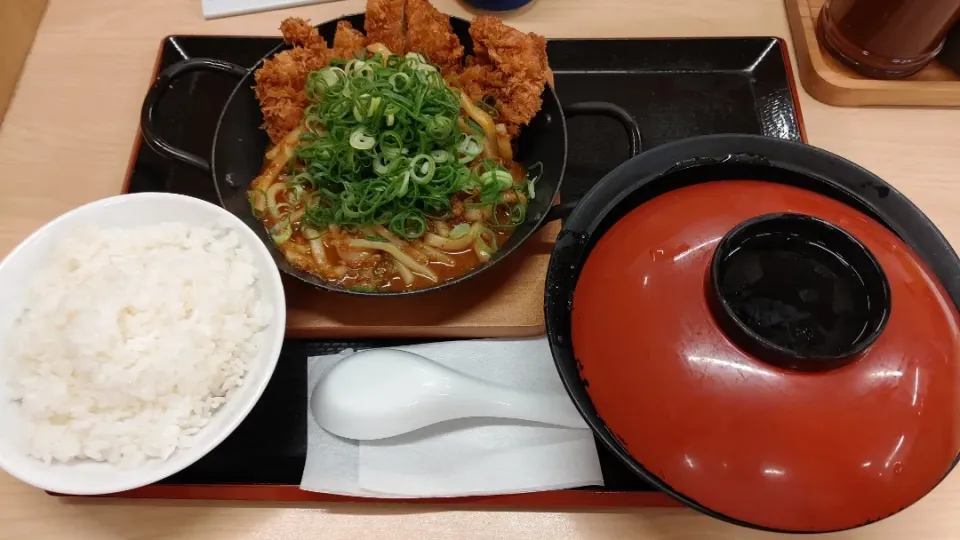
left=280, top=17, right=328, bottom=49
left=333, top=20, right=367, bottom=58
left=405, top=0, right=464, bottom=75
left=255, top=19, right=367, bottom=143
left=254, top=47, right=327, bottom=143
left=364, top=0, right=406, bottom=54
left=254, top=3, right=549, bottom=144
left=459, top=15, right=550, bottom=138
left=254, top=18, right=334, bottom=143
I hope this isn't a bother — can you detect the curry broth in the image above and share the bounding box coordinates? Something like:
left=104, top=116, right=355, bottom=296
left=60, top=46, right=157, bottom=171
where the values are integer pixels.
left=254, top=169, right=524, bottom=292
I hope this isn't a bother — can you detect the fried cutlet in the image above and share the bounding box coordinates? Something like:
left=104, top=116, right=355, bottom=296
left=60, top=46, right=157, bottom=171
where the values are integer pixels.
left=364, top=0, right=406, bottom=54
left=280, top=17, right=328, bottom=49
left=404, top=0, right=464, bottom=75
left=332, top=20, right=367, bottom=58
left=256, top=17, right=379, bottom=143
left=459, top=15, right=550, bottom=138
left=254, top=18, right=358, bottom=144
left=254, top=47, right=327, bottom=143
left=255, top=3, right=549, bottom=144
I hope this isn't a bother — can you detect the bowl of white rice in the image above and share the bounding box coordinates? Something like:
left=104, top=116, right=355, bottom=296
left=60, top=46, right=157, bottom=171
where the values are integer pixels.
left=0, top=193, right=285, bottom=495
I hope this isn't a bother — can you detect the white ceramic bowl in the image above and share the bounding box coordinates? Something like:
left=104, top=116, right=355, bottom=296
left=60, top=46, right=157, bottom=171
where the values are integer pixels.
left=0, top=193, right=286, bottom=495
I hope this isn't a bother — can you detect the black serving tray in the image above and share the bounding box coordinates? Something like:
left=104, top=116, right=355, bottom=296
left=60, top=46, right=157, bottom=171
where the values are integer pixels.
left=130, top=34, right=804, bottom=494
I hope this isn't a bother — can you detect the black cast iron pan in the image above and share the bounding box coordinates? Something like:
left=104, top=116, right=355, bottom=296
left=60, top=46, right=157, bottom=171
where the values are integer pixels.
left=544, top=133, right=960, bottom=533
left=140, top=13, right=642, bottom=296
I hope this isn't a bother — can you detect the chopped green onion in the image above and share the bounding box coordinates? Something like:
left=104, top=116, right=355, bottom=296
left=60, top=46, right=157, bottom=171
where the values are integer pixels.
left=389, top=72, right=411, bottom=92
left=283, top=47, right=533, bottom=243
left=380, top=131, right=404, bottom=159
left=266, top=182, right=288, bottom=218
left=345, top=59, right=375, bottom=80
left=350, top=285, right=377, bottom=292
left=373, top=155, right=398, bottom=175
left=457, top=134, right=484, bottom=163
left=409, top=154, right=436, bottom=184
left=248, top=188, right=267, bottom=218
left=449, top=223, right=471, bottom=239
left=390, top=211, right=427, bottom=239
left=478, top=98, right=499, bottom=119
left=525, top=161, right=543, bottom=201
left=474, top=226, right=497, bottom=260
left=492, top=202, right=526, bottom=228
left=395, top=170, right=411, bottom=197
left=287, top=184, right=306, bottom=205
left=350, top=128, right=377, bottom=150
left=270, top=218, right=292, bottom=244
left=479, top=169, right=513, bottom=190
left=322, top=67, right=344, bottom=86
left=309, top=67, right=347, bottom=100
left=367, top=96, right=382, bottom=116
left=426, top=115, right=454, bottom=139
left=466, top=118, right=484, bottom=134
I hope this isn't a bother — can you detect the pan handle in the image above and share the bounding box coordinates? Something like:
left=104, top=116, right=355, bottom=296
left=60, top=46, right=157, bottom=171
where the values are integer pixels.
left=140, top=58, right=249, bottom=174
left=541, top=102, right=643, bottom=224
left=563, top=101, right=643, bottom=157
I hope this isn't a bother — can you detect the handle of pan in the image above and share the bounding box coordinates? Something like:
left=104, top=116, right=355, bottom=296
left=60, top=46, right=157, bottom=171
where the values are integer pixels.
left=140, top=58, right=249, bottom=174
left=541, top=102, right=643, bottom=225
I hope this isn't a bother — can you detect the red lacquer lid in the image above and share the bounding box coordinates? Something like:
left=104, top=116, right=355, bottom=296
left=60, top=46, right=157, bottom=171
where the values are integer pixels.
left=571, top=180, right=960, bottom=532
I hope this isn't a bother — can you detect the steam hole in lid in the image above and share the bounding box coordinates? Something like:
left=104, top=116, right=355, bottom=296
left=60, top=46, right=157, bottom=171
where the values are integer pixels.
left=717, top=233, right=871, bottom=356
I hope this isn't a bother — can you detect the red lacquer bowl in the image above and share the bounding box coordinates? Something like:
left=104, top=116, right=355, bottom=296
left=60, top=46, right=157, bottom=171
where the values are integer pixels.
left=545, top=135, right=960, bottom=533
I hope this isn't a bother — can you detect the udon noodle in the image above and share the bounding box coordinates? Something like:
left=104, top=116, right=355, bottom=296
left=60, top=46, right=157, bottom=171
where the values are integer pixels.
left=248, top=45, right=538, bottom=292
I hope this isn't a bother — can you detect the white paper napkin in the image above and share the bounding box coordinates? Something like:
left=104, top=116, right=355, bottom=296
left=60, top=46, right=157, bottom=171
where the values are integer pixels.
left=300, top=337, right=604, bottom=498
left=201, top=0, right=346, bottom=19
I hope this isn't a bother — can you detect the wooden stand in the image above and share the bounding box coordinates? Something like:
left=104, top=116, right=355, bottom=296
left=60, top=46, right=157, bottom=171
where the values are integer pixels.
left=784, top=0, right=960, bottom=107
left=284, top=222, right=559, bottom=338
left=0, top=0, right=49, bottom=124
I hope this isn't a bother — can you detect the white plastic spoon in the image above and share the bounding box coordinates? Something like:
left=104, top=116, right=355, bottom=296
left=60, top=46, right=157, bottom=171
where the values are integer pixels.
left=311, top=348, right=588, bottom=441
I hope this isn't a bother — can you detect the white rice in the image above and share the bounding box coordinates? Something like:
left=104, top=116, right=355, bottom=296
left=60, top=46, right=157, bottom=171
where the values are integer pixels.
left=4, top=222, right=272, bottom=467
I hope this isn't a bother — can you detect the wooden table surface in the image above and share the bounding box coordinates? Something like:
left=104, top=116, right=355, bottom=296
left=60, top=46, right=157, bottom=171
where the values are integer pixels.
left=2, top=0, right=960, bottom=538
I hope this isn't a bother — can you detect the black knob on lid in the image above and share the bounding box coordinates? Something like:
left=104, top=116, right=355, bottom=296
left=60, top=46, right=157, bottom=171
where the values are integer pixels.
left=707, top=213, right=890, bottom=371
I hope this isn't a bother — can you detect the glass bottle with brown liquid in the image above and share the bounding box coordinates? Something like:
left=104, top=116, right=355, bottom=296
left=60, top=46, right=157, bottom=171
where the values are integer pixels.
left=818, top=0, right=960, bottom=79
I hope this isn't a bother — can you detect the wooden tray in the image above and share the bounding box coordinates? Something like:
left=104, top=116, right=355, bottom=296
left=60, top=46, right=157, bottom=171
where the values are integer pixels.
left=784, top=0, right=960, bottom=107
left=75, top=484, right=682, bottom=508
